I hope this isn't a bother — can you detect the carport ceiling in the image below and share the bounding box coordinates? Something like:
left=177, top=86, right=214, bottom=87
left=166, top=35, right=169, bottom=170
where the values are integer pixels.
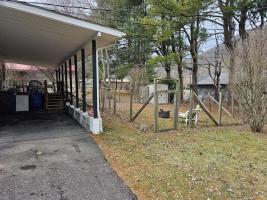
left=0, top=1, right=123, bottom=69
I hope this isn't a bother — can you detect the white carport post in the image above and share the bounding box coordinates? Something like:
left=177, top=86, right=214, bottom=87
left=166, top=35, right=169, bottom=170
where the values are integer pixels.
left=92, top=39, right=98, bottom=119
left=90, top=38, right=103, bottom=134
left=80, top=39, right=103, bottom=134
left=79, top=44, right=102, bottom=134
left=0, top=0, right=124, bottom=134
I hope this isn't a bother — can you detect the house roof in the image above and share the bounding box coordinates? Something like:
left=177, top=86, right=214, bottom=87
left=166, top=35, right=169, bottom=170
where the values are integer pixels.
left=198, top=72, right=229, bottom=85
left=0, top=0, right=124, bottom=69
left=5, top=63, right=41, bottom=71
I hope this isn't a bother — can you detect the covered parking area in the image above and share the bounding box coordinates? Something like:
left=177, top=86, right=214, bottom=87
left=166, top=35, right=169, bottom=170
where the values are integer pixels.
left=0, top=0, right=124, bottom=134
left=0, top=2, right=137, bottom=199
left=0, top=112, right=136, bottom=200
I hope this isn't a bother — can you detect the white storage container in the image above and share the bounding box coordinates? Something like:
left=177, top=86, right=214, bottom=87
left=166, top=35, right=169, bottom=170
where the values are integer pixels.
left=148, top=84, right=169, bottom=104
left=16, top=95, right=29, bottom=112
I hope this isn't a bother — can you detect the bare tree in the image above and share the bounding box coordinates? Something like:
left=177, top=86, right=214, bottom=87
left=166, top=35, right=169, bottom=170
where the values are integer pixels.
left=42, top=0, right=92, bottom=18
left=35, top=67, right=56, bottom=92
left=204, top=34, right=224, bottom=100
left=232, top=29, right=267, bottom=132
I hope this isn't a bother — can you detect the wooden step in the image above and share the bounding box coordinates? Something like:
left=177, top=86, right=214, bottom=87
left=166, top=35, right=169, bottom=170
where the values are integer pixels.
left=46, top=94, right=64, bottom=111
left=47, top=101, right=63, bottom=104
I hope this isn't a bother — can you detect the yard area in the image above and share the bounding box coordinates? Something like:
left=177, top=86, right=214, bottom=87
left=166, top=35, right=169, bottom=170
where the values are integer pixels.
left=93, top=101, right=267, bottom=200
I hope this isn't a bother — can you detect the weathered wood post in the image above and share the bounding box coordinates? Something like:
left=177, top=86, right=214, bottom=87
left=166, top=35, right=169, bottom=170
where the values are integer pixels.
left=129, top=84, right=133, bottom=121
left=113, top=79, right=117, bottom=115
left=231, top=95, right=234, bottom=118
left=188, top=88, right=194, bottom=128
left=101, top=86, right=105, bottom=111
left=100, top=49, right=106, bottom=111
left=173, top=79, right=180, bottom=130
left=208, top=93, right=212, bottom=112
left=113, top=88, right=117, bottom=115
left=105, top=48, right=111, bottom=110
left=154, top=78, right=159, bottom=132
left=108, top=89, right=111, bottom=110
left=219, top=91, right=223, bottom=125
left=131, top=94, right=154, bottom=122
left=193, top=92, right=220, bottom=126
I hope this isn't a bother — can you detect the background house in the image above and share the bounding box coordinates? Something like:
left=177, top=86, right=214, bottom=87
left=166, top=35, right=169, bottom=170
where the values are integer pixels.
left=197, top=72, right=229, bottom=101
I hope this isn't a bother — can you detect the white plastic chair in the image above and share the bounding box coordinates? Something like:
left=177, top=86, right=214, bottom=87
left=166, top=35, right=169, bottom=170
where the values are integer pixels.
left=179, top=105, right=202, bottom=126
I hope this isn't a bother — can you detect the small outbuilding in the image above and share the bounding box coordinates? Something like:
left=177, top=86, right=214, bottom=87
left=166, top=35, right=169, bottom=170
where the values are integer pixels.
left=139, top=84, right=169, bottom=104
left=197, top=73, right=229, bottom=101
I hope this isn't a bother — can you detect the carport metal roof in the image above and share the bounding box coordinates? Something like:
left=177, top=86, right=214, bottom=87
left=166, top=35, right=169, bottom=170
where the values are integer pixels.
left=0, top=0, right=124, bottom=68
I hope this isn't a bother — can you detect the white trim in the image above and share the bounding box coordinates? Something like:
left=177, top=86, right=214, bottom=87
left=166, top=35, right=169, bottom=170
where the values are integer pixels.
left=0, top=1, right=124, bottom=38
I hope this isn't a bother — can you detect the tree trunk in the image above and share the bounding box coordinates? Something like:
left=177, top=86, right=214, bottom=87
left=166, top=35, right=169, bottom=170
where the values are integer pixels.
left=228, top=53, right=235, bottom=104
left=192, top=56, right=198, bottom=94
left=178, top=64, right=183, bottom=102
left=219, top=0, right=236, bottom=105
left=177, top=30, right=184, bottom=102
left=239, top=9, right=248, bottom=39
left=215, top=75, right=220, bottom=101
left=190, top=17, right=199, bottom=95
left=166, top=65, right=173, bottom=103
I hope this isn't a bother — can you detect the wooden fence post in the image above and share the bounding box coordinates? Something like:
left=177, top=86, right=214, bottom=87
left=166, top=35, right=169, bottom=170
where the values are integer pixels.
left=208, top=93, right=212, bottom=112
left=219, top=91, right=223, bottom=125
left=108, top=88, right=111, bottom=110
left=113, top=89, right=117, bottom=115
left=101, top=86, right=106, bottom=111
left=209, top=95, right=233, bottom=117
left=188, top=88, right=194, bottom=128
left=193, top=92, right=219, bottom=126
left=129, top=85, right=133, bottom=121
left=173, top=79, right=180, bottom=130
left=231, top=95, right=234, bottom=118
left=131, top=94, right=154, bottom=122
left=154, top=78, right=159, bottom=132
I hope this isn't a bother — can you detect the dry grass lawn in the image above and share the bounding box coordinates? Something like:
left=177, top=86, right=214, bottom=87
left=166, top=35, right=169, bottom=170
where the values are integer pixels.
left=93, top=99, right=267, bottom=200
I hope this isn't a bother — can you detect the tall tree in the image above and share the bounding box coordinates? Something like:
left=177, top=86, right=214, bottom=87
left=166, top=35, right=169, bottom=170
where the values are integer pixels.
left=143, top=0, right=210, bottom=95
left=208, top=0, right=267, bottom=103
left=94, top=0, right=153, bottom=94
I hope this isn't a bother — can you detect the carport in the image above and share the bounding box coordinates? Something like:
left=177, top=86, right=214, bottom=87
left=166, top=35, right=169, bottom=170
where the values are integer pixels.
left=0, top=1, right=123, bottom=134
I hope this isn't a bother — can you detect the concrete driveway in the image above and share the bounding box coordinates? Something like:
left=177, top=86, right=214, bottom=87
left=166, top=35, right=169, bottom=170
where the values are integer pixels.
left=0, top=113, right=137, bottom=200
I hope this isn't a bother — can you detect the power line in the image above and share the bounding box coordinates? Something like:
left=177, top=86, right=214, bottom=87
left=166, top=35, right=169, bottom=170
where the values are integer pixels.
left=0, top=0, right=226, bottom=31
left=4, top=0, right=265, bottom=34
left=2, top=0, right=265, bottom=32
left=3, top=0, right=267, bottom=17
left=0, top=0, right=267, bottom=31
left=86, top=14, right=226, bottom=31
